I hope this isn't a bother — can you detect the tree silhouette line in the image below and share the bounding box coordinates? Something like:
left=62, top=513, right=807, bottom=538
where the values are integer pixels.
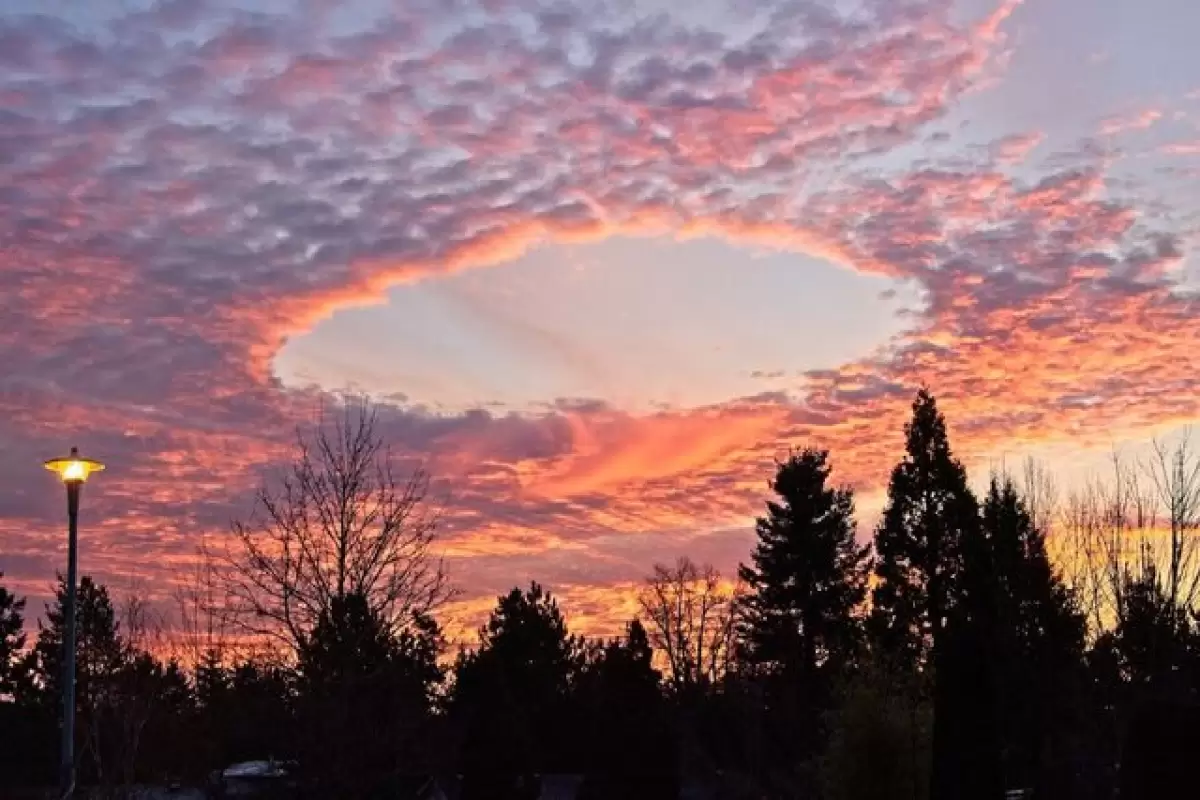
left=2, top=391, right=1200, bottom=799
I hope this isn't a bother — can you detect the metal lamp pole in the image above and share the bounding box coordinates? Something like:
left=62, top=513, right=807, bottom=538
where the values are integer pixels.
left=44, top=447, right=104, bottom=800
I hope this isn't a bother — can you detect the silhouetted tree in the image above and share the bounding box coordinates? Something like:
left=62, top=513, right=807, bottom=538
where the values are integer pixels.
left=735, top=449, right=871, bottom=789
left=578, top=620, right=676, bottom=799
left=0, top=573, right=27, bottom=699
left=983, top=477, right=1088, bottom=795
left=639, top=558, right=739, bottom=695
left=295, top=592, right=444, bottom=797
left=225, top=660, right=295, bottom=765
left=228, top=399, right=451, bottom=655
left=26, top=575, right=124, bottom=785
left=0, top=575, right=51, bottom=790
left=869, top=390, right=979, bottom=669
left=739, top=449, right=870, bottom=677
left=869, top=391, right=999, bottom=800
left=452, top=583, right=582, bottom=799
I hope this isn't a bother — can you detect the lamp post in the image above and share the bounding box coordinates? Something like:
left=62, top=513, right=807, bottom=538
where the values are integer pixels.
left=44, top=447, right=104, bottom=800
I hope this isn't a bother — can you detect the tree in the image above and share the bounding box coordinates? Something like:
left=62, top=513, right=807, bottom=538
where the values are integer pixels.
left=0, top=573, right=27, bottom=699
left=25, top=578, right=194, bottom=790
left=738, top=448, right=871, bottom=678
left=0, top=574, right=50, bottom=791
left=28, top=575, right=124, bottom=714
left=296, top=592, right=445, bottom=797
left=734, top=449, right=871, bottom=792
left=578, top=620, right=676, bottom=799
left=1143, top=433, right=1200, bottom=611
left=983, top=477, right=1088, bottom=795
left=228, top=399, right=451, bottom=656
left=452, top=583, right=583, bottom=798
left=639, top=558, right=739, bottom=694
left=869, top=389, right=980, bottom=669
left=820, top=657, right=932, bottom=800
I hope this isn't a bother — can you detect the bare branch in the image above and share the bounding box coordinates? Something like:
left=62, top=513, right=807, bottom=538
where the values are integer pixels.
left=638, top=556, right=739, bottom=693
left=223, top=397, right=454, bottom=657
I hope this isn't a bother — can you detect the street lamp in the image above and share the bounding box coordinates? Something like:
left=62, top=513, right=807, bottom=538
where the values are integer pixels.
left=44, top=447, right=104, bottom=800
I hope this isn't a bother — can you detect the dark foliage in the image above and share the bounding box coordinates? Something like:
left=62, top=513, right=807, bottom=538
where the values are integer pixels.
left=295, top=592, right=444, bottom=798
left=6, top=389, right=1200, bottom=800
left=869, top=389, right=980, bottom=670
left=452, top=583, right=583, bottom=798
left=736, top=449, right=871, bottom=789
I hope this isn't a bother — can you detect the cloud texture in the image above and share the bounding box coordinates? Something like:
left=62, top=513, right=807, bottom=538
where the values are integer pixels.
left=2, top=0, right=1199, bottom=638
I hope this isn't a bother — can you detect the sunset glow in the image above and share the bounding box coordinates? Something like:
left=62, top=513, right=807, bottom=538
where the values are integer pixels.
left=3, top=0, right=1200, bottom=642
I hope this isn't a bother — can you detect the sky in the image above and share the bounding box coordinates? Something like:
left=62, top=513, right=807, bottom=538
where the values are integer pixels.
left=3, top=0, right=1200, bottom=642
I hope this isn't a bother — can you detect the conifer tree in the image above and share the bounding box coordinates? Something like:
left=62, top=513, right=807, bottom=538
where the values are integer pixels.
left=0, top=573, right=27, bottom=699
left=738, top=448, right=871, bottom=679
left=869, top=390, right=979, bottom=669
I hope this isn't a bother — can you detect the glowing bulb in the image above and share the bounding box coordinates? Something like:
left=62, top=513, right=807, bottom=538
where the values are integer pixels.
left=45, top=448, right=104, bottom=484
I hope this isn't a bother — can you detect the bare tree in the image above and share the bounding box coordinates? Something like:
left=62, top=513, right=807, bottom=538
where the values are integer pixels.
left=638, top=557, right=741, bottom=693
left=1143, top=431, right=1200, bottom=609
left=1059, top=483, right=1111, bottom=634
left=1020, top=457, right=1060, bottom=537
left=85, top=593, right=168, bottom=798
left=227, top=400, right=452, bottom=655
left=172, top=538, right=233, bottom=668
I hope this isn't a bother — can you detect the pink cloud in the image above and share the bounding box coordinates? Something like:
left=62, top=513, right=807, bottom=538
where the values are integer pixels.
left=1098, top=108, right=1164, bottom=136
left=1162, top=140, right=1200, bottom=156
left=4, top=0, right=1200, bottom=638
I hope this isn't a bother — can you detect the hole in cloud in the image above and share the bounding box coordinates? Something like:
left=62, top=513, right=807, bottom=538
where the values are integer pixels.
left=273, top=235, right=917, bottom=413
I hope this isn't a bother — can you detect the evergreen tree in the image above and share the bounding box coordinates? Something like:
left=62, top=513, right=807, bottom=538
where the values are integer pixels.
left=223, top=660, right=295, bottom=766
left=452, top=583, right=583, bottom=799
left=296, top=592, right=443, bottom=797
left=870, top=391, right=997, bottom=800
left=0, top=573, right=27, bottom=698
left=28, top=575, right=124, bottom=713
left=0, top=575, right=51, bottom=790
left=736, top=449, right=871, bottom=790
left=982, top=478, right=1087, bottom=794
left=27, top=574, right=125, bottom=787
left=869, top=390, right=979, bottom=669
left=739, top=448, right=871, bottom=677
left=578, top=620, right=676, bottom=799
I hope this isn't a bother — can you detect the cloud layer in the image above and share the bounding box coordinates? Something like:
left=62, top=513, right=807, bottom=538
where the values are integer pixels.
left=2, top=0, right=1199, bottom=637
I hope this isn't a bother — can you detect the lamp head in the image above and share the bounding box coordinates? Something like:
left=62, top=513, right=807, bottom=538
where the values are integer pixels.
left=45, top=447, right=105, bottom=485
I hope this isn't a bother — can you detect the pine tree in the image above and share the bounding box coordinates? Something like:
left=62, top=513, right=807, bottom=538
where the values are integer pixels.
left=0, top=573, right=28, bottom=699
left=29, top=575, right=124, bottom=712
left=297, top=592, right=442, bottom=797
left=578, top=620, right=675, bottom=799
left=734, top=449, right=871, bottom=791
left=869, top=389, right=979, bottom=669
left=453, top=583, right=583, bottom=799
left=869, top=391, right=997, bottom=800
left=738, top=448, right=871, bottom=678
left=982, top=478, right=1087, bottom=794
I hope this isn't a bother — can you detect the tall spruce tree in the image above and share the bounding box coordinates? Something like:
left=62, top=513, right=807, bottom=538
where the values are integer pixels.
left=0, top=573, right=27, bottom=699
left=29, top=575, right=124, bottom=711
left=982, top=478, right=1087, bottom=794
left=737, top=449, right=872, bottom=791
left=738, top=448, right=871, bottom=679
left=452, top=583, right=583, bottom=799
left=869, top=390, right=979, bottom=669
left=870, top=391, right=999, bottom=800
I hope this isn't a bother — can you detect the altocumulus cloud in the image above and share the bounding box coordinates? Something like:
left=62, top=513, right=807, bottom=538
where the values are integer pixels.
left=2, top=0, right=1199, bottom=635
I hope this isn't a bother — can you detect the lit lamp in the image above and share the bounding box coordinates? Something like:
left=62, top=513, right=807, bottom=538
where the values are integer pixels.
left=44, top=447, right=104, bottom=800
